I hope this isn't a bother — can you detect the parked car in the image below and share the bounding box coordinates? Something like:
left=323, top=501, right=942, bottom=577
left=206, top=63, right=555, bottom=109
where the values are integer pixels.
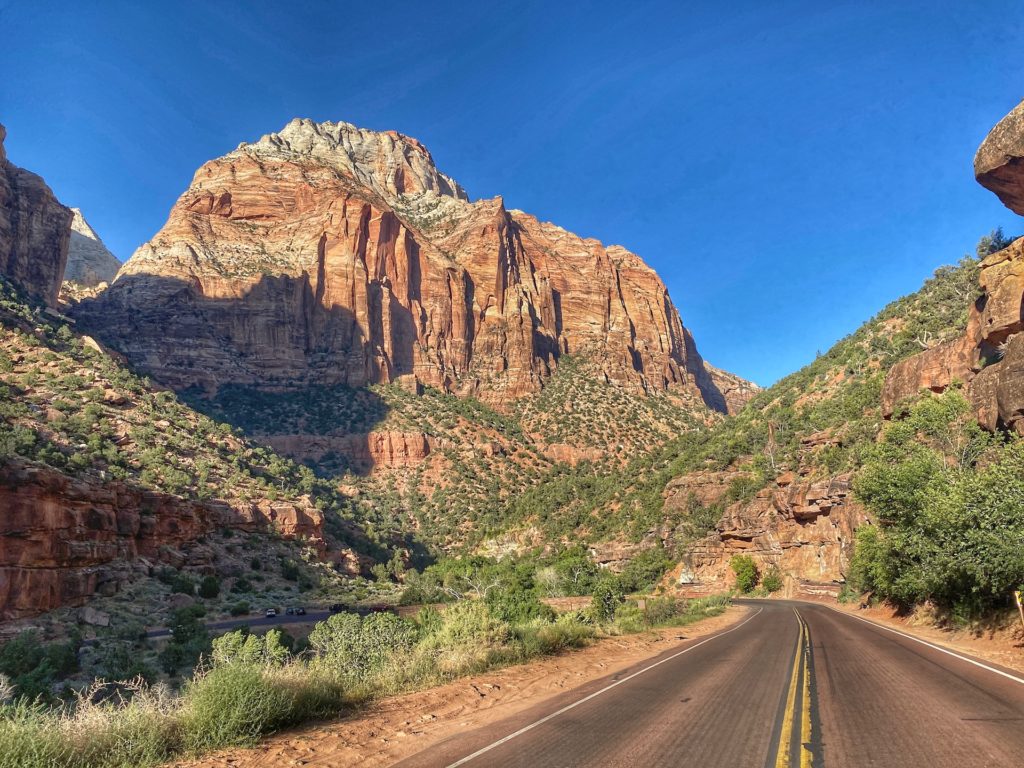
left=285, top=607, right=295, bottom=616
left=329, top=603, right=344, bottom=613
left=265, top=608, right=277, bottom=618
left=294, top=607, right=306, bottom=616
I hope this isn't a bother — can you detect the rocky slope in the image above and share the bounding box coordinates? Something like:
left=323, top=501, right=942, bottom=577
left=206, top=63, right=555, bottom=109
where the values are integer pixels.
left=73, top=118, right=734, bottom=415
left=64, top=208, right=120, bottom=287
left=0, top=270, right=391, bottom=620
left=0, top=123, right=71, bottom=307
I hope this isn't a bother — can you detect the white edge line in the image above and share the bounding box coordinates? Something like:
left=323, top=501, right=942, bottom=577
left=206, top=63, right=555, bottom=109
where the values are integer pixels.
left=443, top=606, right=765, bottom=768
left=825, top=604, right=1024, bottom=686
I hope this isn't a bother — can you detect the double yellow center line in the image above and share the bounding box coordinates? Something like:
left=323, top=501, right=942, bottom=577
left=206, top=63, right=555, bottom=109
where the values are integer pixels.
left=773, top=609, right=814, bottom=768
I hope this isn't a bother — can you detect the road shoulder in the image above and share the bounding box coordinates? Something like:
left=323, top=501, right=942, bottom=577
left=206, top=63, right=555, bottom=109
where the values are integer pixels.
left=826, top=600, right=1024, bottom=675
left=171, top=605, right=748, bottom=768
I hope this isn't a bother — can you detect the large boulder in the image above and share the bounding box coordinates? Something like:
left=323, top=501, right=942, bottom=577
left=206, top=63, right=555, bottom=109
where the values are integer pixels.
left=975, top=99, right=1024, bottom=216
left=0, top=124, right=72, bottom=306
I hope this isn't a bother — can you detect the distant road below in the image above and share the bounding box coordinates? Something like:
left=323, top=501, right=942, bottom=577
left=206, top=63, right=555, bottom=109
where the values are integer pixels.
left=391, top=599, right=1024, bottom=768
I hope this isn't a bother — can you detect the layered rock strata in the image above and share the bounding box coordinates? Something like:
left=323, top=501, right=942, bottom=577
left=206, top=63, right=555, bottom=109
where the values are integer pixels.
left=74, top=118, right=730, bottom=411
left=0, top=461, right=324, bottom=620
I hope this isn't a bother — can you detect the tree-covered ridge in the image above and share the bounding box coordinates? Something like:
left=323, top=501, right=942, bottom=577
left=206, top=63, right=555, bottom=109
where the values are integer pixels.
left=488, top=241, right=992, bottom=548
left=512, top=354, right=708, bottom=456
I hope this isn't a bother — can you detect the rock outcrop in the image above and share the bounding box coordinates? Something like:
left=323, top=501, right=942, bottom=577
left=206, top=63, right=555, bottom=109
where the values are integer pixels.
left=74, top=118, right=730, bottom=411
left=0, top=124, right=72, bottom=306
left=975, top=99, right=1024, bottom=216
left=704, top=362, right=760, bottom=414
left=679, top=472, right=867, bottom=595
left=264, top=430, right=434, bottom=473
left=885, top=102, right=1024, bottom=432
left=0, top=460, right=325, bottom=620
left=65, top=208, right=120, bottom=286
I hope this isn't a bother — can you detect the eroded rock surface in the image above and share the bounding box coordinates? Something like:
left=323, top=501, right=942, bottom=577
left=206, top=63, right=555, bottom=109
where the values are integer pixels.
left=975, top=99, right=1024, bottom=216
left=0, top=461, right=324, bottom=620
left=885, top=98, right=1024, bottom=433
left=0, top=124, right=72, bottom=306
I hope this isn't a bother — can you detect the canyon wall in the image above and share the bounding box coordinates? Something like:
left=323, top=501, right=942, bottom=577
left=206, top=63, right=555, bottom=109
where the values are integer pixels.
left=0, top=124, right=72, bottom=307
left=65, top=208, right=120, bottom=287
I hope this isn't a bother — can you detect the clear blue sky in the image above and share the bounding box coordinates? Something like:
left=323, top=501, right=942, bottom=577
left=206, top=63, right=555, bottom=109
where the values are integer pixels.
left=2, top=1, right=1022, bottom=385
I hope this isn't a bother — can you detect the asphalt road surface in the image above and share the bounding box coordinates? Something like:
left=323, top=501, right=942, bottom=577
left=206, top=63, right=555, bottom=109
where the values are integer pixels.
left=392, top=599, right=1024, bottom=768
left=144, top=610, right=333, bottom=639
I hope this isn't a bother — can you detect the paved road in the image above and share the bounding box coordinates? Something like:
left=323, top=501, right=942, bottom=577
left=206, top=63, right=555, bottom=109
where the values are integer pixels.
left=392, top=599, right=1024, bottom=768
left=144, top=610, right=334, bottom=639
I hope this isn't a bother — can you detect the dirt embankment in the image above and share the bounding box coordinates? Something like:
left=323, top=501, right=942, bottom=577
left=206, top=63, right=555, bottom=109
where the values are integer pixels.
left=171, top=607, right=746, bottom=768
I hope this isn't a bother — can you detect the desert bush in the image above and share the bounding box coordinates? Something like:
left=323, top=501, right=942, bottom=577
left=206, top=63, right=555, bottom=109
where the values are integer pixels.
left=761, top=568, right=783, bottom=593
left=308, top=612, right=417, bottom=683
left=211, top=630, right=290, bottom=668
left=181, top=665, right=293, bottom=751
left=197, top=576, right=220, bottom=599
left=589, top=574, right=626, bottom=622
left=730, top=555, right=759, bottom=593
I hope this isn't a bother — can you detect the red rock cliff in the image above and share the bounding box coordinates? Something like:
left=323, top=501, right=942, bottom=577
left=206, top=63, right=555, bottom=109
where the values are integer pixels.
left=75, top=119, right=729, bottom=410
left=0, top=124, right=72, bottom=307
left=0, top=461, right=324, bottom=620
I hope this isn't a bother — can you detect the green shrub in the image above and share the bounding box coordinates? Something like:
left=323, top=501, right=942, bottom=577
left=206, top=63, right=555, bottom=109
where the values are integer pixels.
left=761, top=568, right=783, bottom=593
left=198, top=576, right=220, bottom=599
left=181, top=665, right=293, bottom=751
left=229, top=602, right=251, bottom=617
left=170, top=574, right=195, bottom=596
left=589, top=575, right=626, bottom=622
left=211, top=630, right=290, bottom=668
left=730, top=555, right=759, bottom=593
left=613, top=601, right=646, bottom=633
left=485, top=588, right=555, bottom=624
left=308, top=612, right=417, bottom=682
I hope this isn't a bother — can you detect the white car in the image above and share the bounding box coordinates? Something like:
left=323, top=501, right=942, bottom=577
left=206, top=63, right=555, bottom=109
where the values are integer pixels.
left=265, top=608, right=277, bottom=618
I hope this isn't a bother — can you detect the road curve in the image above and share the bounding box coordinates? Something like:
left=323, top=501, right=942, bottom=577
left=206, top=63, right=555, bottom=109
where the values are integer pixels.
left=392, top=600, right=1024, bottom=768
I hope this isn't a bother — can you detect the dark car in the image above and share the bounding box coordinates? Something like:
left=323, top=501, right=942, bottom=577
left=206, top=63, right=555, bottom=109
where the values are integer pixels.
left=285, top=607, right=295, bottom=616
left=294, top=607, right=306, bottom=616
left=329, top=603, right=344, bottom=613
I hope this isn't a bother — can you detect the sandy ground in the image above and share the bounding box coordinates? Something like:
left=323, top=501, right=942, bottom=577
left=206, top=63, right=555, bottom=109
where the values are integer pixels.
left=171, top=607, right=746, bottom=768
left=829, top=600, right=1024, bottom=674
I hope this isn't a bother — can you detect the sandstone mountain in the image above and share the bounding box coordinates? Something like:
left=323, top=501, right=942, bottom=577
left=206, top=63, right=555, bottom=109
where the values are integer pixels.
left=0, top=123, right=71, bottom=307
left=74, top=118, right=736, bottom=414
left=64, top=208, right=120, bottom=287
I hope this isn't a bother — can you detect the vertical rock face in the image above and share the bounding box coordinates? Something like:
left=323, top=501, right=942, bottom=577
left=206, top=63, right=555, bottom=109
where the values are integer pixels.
left=74, top=118, right=730, bottom=410
left=65, top=208, right=120, bottom=286
left=0, top=124, right=72, bottom=306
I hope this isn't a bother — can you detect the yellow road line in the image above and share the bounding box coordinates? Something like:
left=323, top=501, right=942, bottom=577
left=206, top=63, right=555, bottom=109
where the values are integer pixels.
left=774, top=609, right=804, bottom=768
left=799, top=614, right=813, bottom=768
